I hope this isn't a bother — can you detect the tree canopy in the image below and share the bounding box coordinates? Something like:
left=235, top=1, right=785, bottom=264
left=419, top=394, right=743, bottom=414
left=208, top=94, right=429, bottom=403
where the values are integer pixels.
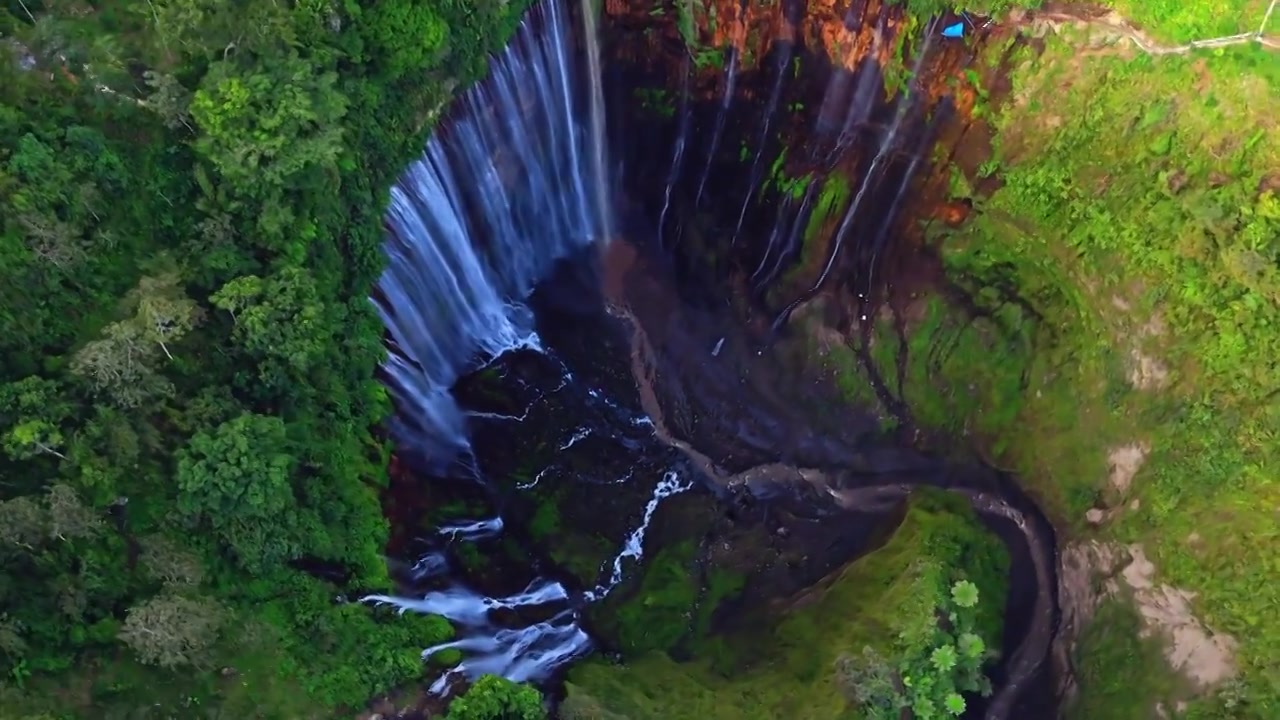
left=0, top=0, right=529, bottom=716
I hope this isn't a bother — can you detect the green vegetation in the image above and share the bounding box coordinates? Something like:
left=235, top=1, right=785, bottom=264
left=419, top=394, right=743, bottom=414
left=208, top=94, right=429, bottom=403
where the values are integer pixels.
left=766, top=149, right=810, bottom=200
left=445, top=674, right=546, bottom=720
left=1103, top=0, right=1273, bottom=44
left=0, top=0, right=528, bottom=717
left=1067, top=595, right=1188, bottom=720
left=806, top=175, right=853, bottom=245
left=564, top=492, right=1008, bottom=718
left=836, top=580, right=993, bottom=719
left=589, top=540, right=745, bottom=657
left=675, top=0, right=724, bottom=69
left=904, top=28, right=1280, bottom=719
left=4, top=1, right=1274, bottom=719
left=633, top=87, right=676, bottom=118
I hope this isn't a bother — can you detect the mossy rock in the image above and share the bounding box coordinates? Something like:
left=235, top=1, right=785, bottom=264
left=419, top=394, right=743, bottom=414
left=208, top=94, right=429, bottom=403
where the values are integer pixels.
left=564, top=490, right=1007, bottom=719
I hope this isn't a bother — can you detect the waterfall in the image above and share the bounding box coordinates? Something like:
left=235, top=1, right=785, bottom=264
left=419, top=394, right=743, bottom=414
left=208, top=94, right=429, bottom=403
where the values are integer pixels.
left=657, top=55, right=693, bottom=250
left=365, top=0, right=1057, bottom=709
left=771, top=23, right=939, bottom=332
left=694, top=47, right=740, bottom=208
left=362, top=467, right=695, bottom=690
left=586, top=471, right=694, bottom=600
left=732, top=44, right=794, bottom=248
left=374, top=0, right=613, bottom=467
left=580, top=0, right=614, bottom=242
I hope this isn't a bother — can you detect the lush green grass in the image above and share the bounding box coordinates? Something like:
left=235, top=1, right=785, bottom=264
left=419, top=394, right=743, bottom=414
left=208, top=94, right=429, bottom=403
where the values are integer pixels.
left=1104, top=0, right=1273, bottom=44
left=910, top=30, right=1280, bottom=718
left=563, top=492, right=1008, bottom=719
left=1067, top=596, right=1189, bottom=720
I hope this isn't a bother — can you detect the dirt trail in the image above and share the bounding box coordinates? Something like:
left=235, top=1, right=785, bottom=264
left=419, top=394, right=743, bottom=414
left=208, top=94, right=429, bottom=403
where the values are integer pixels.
left=1006, top=4, right=1280, bottom=55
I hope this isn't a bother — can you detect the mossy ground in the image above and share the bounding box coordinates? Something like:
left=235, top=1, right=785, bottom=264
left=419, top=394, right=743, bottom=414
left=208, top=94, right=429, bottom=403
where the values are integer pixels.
left=883, top=21, right=1280, bottom=718
left=1067, top=594, right=1190, bottom=720
left=563, top=491, right=1008, bottom=719
left=1102, top=0, right=1274, bottom=44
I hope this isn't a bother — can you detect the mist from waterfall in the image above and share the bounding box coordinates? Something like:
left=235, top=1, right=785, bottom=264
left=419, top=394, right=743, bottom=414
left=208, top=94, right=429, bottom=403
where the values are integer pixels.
left=374, top=0, right=613, bottom=467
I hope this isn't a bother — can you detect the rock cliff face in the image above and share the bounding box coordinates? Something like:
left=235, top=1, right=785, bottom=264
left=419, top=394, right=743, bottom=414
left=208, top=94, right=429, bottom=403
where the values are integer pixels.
left=598, top=0, right=1009, bottom=331
left=428, top=2, right=1273, bottom=718
left=386, top=3, right=1272, bottom=717
left=578, top=4, right=1278, bottom=718
left=532, top=4, right=1073, bottom=718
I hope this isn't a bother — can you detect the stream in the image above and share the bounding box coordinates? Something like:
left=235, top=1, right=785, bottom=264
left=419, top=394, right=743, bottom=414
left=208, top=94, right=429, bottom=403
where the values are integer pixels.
left=365, top=0, right=1061, bottom=717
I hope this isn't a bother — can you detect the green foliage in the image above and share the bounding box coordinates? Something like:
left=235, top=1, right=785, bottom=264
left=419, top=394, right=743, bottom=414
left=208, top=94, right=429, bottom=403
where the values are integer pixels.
left=0, top=0, right=528, bottom=716
left=176, top=413, right=302, bottom=572
left=359, top=0, right=449, bottom=78
left=588, top=538, right=745, bottom=659
left=528, top=497, right=562, bottom=541
left=950, top=580, right=979, bottom=608
left=211, top=267, right=331, bottom=388
left=564, top=494, right=1008, bottom=719
left=1067, top=595, right=1187, bottom=720
left=836, top=580, right=994, bottom=719
left=118, top=593, right=225, bottom=669
left=445, top=674, right=546, bottom=720
left=1102, top=0, right=1269, bottom=44
left=918, top=33, right=1280, bottom=719
left=599, top=543, right=701, bottom=655
left=243, top=571, right=454, bottom=707
left=191, top=53, right=347, bottom=194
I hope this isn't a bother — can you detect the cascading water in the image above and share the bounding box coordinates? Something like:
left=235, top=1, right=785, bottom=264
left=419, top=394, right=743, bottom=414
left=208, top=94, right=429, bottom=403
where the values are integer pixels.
left=590, top=1, right=1061, bottom=715
left=732, top=44, right=793, bottom=247
left=693, top=47, right=739, bottom=207
left=367, top=0, right=1060, bottom=713
left=657, top=55, right=693, bottom=250
left=363, top=357, right=697, bottom=690
left=772, top=21, right=939, bottom=331
left=374, top=0, right=613, bottom=468
left=367, top=0, right=702, bottom=691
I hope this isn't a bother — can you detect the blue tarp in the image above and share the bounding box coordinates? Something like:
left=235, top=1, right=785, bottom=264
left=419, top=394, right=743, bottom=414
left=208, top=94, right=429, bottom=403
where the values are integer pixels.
left=942, top=22, right=965, bottom=38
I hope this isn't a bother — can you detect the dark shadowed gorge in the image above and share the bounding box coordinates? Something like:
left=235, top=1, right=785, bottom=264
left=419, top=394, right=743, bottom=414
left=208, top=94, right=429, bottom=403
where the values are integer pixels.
left=1, top=1, right=1276, bottom=720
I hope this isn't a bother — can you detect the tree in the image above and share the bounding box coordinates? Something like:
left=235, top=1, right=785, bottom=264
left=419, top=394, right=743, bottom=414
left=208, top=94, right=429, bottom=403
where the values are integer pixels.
left=211, top=267, right=329, bottom=378
left=0, top=613, right=26, bottom=659
left=837, top=581, right=995, bottom=720
left=445, top=675, right=546, bottom=720
left=176, top=413, right=301, bottom=571
left=18, top=212, right=86, bottom=271
left=190, top=53, right=348, bottom=192
left=71, top=321, right=172, bottom=408
left=360, top=0, right=449, bottom=78
left=835, top=647, right=901, bottom=716
left=142, top=70, right=194, bottom=131
left=4, top=134, right=73, bottom=213
left=3, top=130, right=120, bottom=273
left=0, top=376, right=74, bottom=462
left=139, top=535, right=205, bottom=588
left=0, top=496, right=46, bottom=550
left=950, top=580, right=979, bottom=609
left=44, top=484, right=101, bottom=543
left=3, top=420, right=67, bottom=461
left=118, top=594, right=223, bottom=669
left=129, top=273, right=201, bottom=360
left=144, top=0, right=236, bottom=54
left=208, top=274, right=263, bottom=323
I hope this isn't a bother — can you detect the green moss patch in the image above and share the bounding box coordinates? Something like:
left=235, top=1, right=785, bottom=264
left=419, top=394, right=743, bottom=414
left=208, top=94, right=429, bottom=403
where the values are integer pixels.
left=564, top=491, right=1008, bottom=719
left=918, top=31, right=1280, bottom=717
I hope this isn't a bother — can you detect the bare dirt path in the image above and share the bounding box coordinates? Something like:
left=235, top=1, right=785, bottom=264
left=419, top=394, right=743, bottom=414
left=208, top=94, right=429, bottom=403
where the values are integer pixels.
left=1004, top=2, right=1279, bottom=55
